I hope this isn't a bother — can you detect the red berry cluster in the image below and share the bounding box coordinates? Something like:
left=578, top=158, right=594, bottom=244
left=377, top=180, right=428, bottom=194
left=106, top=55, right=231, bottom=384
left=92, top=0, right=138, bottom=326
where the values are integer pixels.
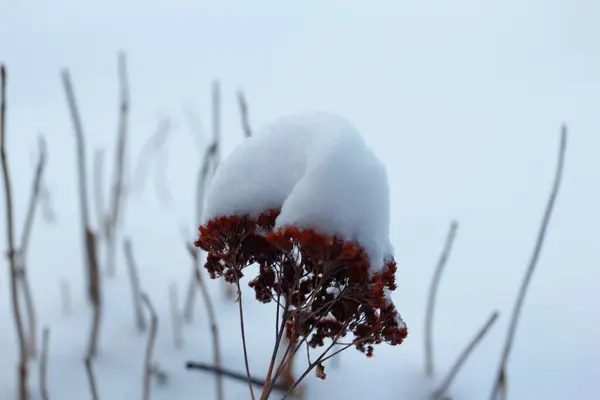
left=195, top=209, right=407, bottom=357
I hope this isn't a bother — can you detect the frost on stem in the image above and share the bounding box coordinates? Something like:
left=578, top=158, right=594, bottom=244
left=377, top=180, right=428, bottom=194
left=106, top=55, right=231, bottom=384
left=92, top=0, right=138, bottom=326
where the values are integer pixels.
left=195, top=209, right=407, bottom=358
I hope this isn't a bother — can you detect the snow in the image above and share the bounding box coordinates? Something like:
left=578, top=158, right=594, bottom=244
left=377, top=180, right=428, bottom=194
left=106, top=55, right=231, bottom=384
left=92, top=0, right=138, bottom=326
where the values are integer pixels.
left=203, top=111, right=394, bottom=272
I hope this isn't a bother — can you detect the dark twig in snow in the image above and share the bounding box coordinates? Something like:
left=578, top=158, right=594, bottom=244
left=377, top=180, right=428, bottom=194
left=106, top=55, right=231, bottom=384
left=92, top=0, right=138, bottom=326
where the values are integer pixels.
left=433, top=311, right=499, bottom=400
left=425, top=221, right=459, bottom=376
left=186, top=362, right=290, bottom=393
left=490, top=126, right=568, bottom=400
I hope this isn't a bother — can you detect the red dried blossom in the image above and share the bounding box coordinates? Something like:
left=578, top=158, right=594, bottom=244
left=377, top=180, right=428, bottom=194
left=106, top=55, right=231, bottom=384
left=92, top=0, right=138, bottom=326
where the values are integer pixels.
left=195, top=209, right=408, bottom=360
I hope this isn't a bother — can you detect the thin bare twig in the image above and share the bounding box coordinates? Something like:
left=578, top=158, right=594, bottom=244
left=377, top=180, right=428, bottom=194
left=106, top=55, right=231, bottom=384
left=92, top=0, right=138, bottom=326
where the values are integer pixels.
left=105, top=51, right=130, bottom=277
left=235, top=281, right=256, bottom=400
left=141, top=293, right=158, bottom=400
left=186, top=362, right=290, bottom=393
left=169, top=282, right=183, bottom=349
left=237, top=90, right=252, bottom=138
left=39, top=183, right=56, bottom=224
left=433, top=311, right=499, bottom=400
left=1, top=63, right=29, bottom=400
left=40, top=327, right=50, bottom=400
left=490, top=126, right=568, bottom=400
left=84, top=356, right=99, bottom=400
left=123, top=238, right=146, bottom=332
left=93, top=148, right=107, bottom=241
left=19, top=135, right=47, bottom=252
left=132, top=118, right=171, bottom=197
left=425, top=221, right=459, bottom=376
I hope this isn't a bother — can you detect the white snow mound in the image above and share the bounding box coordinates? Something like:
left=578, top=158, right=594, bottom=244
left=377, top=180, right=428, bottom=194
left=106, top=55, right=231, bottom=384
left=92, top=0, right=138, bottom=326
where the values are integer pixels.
left=203, top=111, right=393, bottom=273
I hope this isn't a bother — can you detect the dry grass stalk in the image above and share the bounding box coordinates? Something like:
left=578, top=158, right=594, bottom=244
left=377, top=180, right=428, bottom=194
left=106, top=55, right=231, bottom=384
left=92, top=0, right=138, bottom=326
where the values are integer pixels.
left=433, top=311, right=499, bottom=399
left=425, top=221, right=458, bottom=376
left=490, top=126, right=568, bottom=400
left=1, top=63, right=29, bottom=400
left=61, top=69, right=94, bottom=299
left=123, top=238, right=146, bottom=332
left=62, top=69, right=103, bottom=361
left=40, top=327, right=50, bottom=400
left=141, top=293, right=158, bottom=400
left=17, top=135, right=47, bottom=359
left=105, top=51, right=130, bottom=277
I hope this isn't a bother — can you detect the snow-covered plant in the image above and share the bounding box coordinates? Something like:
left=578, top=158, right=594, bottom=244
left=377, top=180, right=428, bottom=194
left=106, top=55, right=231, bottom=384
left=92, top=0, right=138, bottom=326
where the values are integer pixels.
left=195, top=112, right=407, bottom=398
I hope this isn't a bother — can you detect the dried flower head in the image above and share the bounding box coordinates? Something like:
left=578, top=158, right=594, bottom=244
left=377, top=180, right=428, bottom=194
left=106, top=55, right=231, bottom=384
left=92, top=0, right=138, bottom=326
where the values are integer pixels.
left=195, top=208, right=407, bottom=358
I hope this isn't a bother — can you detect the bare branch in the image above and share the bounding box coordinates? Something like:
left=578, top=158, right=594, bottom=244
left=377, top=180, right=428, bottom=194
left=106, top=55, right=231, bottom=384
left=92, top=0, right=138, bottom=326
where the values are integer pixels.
left=141, top=293, right=158, bottom=400
left=237, top=90, right=252, bottom=138
left=123, top=238, right=146, bottom=332
left=105, top=51, right=130, bottom=277
left=169, top=282, right=183, bottom=349
left=425, top=221, right=459, bottom=376
left=40, top=327, right=50, bottom=400
left=490, top=126, right=568, bottom=400
left=1, top=63, right=29, bottom=400
left=433, top=311, right=499, bottom=400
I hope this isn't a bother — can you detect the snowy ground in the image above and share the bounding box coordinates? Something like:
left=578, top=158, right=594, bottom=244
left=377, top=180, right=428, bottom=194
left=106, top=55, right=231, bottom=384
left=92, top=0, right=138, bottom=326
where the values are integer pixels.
left=1, top=1, right=600, bottom=399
